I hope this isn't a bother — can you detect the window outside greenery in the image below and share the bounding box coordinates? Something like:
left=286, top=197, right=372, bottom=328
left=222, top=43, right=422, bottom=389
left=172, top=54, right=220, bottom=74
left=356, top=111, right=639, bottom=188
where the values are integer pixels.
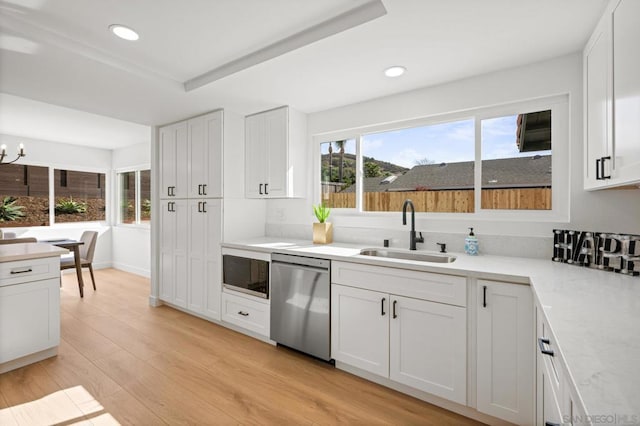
left=320, top=139, right=356, bottom=208
left=54, top=169, right=106, bottom=223
left=118, top=169, right=151, bottom=224
left=0, top=164, right=50, bottom=227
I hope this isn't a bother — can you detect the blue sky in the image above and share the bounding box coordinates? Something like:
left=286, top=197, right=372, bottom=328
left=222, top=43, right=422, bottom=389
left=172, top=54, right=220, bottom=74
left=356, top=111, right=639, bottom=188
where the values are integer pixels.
left=320, top=114, right=551, bottom=169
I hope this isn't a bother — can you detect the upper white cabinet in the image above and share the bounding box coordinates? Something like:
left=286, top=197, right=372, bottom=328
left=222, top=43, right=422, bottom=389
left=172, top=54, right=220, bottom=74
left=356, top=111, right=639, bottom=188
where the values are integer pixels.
left=245, top=106, right=306, bottom=198
left=160, top=110, right=223, bottom=199
left=476, top=280, right=534, bottom=425
left=584, top=0, right=640, bottom=189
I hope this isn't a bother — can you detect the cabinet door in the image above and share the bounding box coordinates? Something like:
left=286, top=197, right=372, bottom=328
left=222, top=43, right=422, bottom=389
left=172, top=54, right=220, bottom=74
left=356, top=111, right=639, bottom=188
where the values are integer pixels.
left=204, top=199, right=222, bottom=320
left=612, top=0, right=640, bottom=183
left=264, top=107, right=288, bottom=198
left=159, top=199, right=188, bottom=307
left=159, top=122, right=188, bottom=199
left=584, top=18, right=611, bottom=188
left=477, top=281, right=534, bottom=425
left=188, top=112, right=223, bottom=199
left=331, top=284, right=389, bottom=377
left=0, top=277, right=60, bottom=363
left=389, top=295, right=466, bottom=405
left=540, top=366, right=563, bottom=426
left=245, top=113, right=267, bottom=198
left=188, top=200, right=206, bottom=314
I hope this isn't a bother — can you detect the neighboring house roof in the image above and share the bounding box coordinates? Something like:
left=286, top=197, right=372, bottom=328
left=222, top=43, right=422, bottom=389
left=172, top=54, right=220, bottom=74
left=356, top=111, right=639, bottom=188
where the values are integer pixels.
left=339, top=155, right=551, bottom=192
left=341, top=176, right=398, bottom=193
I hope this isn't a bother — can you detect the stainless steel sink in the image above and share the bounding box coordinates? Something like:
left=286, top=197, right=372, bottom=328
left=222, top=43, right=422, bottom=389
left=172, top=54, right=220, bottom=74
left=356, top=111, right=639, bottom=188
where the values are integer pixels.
left=359, top=248, right=456, bottom=263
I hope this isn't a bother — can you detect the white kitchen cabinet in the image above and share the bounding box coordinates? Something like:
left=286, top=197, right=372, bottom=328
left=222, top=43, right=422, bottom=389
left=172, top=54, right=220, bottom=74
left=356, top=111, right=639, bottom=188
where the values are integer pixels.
left=245, top=106, right=306, bottom=198
left=159, top=199, right=189, bottom=308
left=221, top=291, right=270, bottom=337
left=159, top=121, right=188, bottom=199
left=159, top=110, right=223, bottom=199
left=0, top=255, right=61, bottom=373
left=390, top=295, right=466, bottom=404
left=331, top=284, right=389, bottom=377
left=476, top=280, right=534, bottom=425
left=188, top=199, right=222, bottom=319
left=584, top=0, right=640, bottom=189
left=331, top=261, right=467, bottom=405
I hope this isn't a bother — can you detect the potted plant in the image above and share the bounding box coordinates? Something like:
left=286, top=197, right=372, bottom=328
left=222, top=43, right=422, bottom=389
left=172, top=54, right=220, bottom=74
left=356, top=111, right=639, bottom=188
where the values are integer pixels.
left=312, top=203, right=333, bottom=244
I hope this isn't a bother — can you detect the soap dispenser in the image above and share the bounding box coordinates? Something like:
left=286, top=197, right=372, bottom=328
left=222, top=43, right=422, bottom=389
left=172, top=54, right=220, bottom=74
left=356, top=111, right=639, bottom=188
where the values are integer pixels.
left=465, top=227, right=479, bottom=256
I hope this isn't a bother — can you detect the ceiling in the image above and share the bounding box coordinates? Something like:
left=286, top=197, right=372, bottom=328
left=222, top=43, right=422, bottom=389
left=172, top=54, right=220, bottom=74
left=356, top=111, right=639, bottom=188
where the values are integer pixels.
left=0, top=0, right=607, bottom=149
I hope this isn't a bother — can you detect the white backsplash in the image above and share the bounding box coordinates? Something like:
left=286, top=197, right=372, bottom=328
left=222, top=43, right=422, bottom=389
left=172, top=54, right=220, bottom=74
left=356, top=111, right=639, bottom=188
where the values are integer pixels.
left=266, top=223, right=552, bottom=259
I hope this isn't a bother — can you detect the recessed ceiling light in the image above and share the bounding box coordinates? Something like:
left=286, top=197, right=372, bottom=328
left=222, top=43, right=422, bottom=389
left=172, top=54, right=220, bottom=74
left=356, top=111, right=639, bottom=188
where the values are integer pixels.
left=384, top=66, right=406, bottom=77
left=109, top=24, right=139, bottom=41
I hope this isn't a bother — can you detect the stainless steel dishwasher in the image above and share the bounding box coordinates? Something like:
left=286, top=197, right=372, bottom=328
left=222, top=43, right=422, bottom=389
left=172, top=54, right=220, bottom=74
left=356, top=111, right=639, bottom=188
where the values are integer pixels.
left=270, top=253, right=331, bottom=361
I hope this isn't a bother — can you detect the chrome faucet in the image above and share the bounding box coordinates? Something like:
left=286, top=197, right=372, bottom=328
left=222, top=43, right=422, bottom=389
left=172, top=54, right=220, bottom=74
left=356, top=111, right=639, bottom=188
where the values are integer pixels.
left=402, top=199, right=424, bottom=250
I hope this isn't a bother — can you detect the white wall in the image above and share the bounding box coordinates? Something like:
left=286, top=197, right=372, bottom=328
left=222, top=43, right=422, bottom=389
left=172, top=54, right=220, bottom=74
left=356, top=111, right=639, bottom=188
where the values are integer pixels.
left=111, top=142, right=151, bottom=277
left=0, top=133, right=113, bottom=267
left=265, top=54, right=640, bottom=254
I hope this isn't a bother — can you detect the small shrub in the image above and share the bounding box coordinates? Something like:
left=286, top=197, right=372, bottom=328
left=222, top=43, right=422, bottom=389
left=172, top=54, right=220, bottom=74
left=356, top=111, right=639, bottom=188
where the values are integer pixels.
left=0, top=196, right=26, bottom=222
left=142, top=199, right=151, bottom=213
left=55, top=197, right=87, bottom=214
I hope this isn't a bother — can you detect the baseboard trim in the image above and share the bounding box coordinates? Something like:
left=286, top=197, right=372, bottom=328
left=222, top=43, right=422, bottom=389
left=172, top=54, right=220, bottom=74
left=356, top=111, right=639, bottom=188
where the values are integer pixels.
left=112, top=262, right=150, bottom=278
left=0, top=347, right=58, bottom=374
left=148, top=295, right=162, bottom=307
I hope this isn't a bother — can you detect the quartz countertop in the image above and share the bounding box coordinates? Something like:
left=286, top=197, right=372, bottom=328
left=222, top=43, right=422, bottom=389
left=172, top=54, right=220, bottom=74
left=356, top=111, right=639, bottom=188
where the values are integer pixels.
left=223, top=237, right=640, bottom=419
left=0, top=242, right=68, bottom=263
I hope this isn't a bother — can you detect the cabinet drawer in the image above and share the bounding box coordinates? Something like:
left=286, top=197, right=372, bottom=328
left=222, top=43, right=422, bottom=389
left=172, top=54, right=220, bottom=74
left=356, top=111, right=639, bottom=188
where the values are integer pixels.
left=0, top=257, right=59, bottom=287
left=332, top=261, right=466, bottom=307
left=221, top=291, right=269, bottom=337
left=537, top=308, right=562, bottom=407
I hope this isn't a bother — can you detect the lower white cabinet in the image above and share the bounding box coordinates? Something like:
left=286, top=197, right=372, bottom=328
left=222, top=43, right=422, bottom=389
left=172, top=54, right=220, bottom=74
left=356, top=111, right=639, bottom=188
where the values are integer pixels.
left=476, top=280, right=534, bottom=425
left=0, top=255, right=60, bottom=373
left=331, top=283, right=467, bottom=404
left=221, top=290, right=270, bottom=337
left=159, top=199, right=222, bottom=320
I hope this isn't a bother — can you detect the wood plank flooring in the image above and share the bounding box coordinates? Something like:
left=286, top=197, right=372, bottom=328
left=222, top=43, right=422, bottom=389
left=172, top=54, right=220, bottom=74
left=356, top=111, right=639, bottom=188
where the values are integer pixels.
left=0, top=268, right=483, bottom=425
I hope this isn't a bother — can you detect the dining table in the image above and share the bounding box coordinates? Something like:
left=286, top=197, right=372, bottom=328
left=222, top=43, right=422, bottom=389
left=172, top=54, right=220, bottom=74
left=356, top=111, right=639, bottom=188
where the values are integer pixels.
left=42, top=239, right=85, bottom=297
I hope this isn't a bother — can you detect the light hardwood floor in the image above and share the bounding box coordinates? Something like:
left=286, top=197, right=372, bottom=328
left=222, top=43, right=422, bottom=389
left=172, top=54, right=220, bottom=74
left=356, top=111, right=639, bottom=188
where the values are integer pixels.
left=0, top=268, right=483, bottom=425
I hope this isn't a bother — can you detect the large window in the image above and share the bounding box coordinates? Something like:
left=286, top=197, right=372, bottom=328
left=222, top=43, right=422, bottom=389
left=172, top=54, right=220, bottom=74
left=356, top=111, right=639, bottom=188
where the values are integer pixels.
left=54, top=169, right=106, bottom=223
left=117, top=169, right=151, bottom=225
left=317, top=98, right=565, bottom=218
left=0, top=164, right=50, bottom=227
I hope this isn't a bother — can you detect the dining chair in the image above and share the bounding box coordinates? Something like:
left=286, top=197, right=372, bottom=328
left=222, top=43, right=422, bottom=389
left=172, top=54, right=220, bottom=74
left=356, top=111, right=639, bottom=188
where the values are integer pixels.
left=0, top=237, right=37, bottom=244
left=60, top=231, right=98, bottom=290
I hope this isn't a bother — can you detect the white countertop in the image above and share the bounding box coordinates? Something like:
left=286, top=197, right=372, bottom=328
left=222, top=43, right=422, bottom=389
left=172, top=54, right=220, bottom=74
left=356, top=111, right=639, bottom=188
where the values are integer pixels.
left=223, top=237, right=640, bottom=418
left=0, top=243, right=68, bottom=263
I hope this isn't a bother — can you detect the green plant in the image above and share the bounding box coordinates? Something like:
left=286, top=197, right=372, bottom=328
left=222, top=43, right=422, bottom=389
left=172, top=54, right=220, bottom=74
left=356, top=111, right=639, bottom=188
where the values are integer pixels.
left=142, top=198, right=151, bottom=213
left=55, top=197, right=87, bottom=214
left=0, top=196, right=26, bottom=222
left=313, top=203, right=331, bottom=223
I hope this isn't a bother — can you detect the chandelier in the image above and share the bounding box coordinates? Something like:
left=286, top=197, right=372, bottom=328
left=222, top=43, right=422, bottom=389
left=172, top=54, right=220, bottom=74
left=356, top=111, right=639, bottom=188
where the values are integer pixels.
left=0, top=143, right=25, bottom=165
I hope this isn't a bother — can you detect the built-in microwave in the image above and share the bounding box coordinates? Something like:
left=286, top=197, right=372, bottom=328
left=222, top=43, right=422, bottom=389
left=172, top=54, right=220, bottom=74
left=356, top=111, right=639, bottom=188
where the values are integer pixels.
left=222, top=254, right=269, bottom=298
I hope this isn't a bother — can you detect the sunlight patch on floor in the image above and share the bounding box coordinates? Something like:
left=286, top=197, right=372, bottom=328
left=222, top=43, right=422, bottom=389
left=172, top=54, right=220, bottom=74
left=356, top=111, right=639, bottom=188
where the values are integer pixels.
left=0, top=385, right=119, bottom=425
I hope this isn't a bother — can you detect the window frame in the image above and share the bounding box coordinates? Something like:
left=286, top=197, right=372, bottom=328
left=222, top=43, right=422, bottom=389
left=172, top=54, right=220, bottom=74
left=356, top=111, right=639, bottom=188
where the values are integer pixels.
left=313, top=95, right=569, bottom=223
left=115, top=165, right=151, bottom=228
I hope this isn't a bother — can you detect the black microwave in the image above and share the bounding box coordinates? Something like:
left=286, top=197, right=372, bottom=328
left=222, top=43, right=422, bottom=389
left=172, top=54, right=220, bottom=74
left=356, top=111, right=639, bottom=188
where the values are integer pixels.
left=222, top=255, right=269, bottom=298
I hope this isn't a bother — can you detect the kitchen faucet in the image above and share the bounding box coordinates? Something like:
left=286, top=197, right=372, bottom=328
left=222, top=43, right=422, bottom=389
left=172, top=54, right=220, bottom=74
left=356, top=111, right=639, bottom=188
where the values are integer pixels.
left=402, top=199, right=424, bottom=250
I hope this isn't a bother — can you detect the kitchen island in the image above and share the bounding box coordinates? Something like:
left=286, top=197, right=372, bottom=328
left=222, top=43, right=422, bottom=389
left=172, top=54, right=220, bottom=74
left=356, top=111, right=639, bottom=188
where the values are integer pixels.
left=0, top=242, right=68, bottom=373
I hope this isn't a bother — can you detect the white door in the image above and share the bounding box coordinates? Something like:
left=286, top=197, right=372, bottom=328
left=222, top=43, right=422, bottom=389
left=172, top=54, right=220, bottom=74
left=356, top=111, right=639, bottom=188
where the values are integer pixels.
left=188, top=112, right=223, bottom=199
left=331, top=284, right=389, bottom=377
left=245, top=113, right=267, bottom=198
left=389, top=295, right=466, bottom=405
left=203, top=199, right=222, bottom=320
left=477, top=281, right=534, bottom=425
left=188, top=199, right=206, bottom=314
left=264, top=107, right=288, bottom=197
left=159, top=122, right=188, bottom=199
left=612, top=0, right=640, bottom=183
left=584, top=18, right=611, bottom=188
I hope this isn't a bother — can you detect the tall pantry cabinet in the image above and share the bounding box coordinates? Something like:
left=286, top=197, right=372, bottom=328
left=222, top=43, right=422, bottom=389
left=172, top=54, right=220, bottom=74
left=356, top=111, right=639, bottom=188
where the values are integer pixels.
left=157, top=110, right=223, bottom=320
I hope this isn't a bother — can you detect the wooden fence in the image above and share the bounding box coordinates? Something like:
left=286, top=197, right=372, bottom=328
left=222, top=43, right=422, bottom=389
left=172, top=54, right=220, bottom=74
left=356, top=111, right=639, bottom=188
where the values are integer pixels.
left=325, top=188, right=551, bottom=212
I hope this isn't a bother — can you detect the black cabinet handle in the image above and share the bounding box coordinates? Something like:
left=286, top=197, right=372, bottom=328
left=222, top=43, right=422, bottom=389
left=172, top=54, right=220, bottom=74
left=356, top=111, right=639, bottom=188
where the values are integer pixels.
left=265, top=183, right=269, bottom=195
left=392, top=300, right=397, bottom=319
left=538, top=337, right=554, bottom=357
left=10, top=268, right=33, bottom=274
left=202, top=201, right=207, bottom=213
left=259, top=183, right=263, bottom=195
left=197, top=201, right=202, bottom=213
left=601, top=156, right=611, bottom=179
left=596, top=158, right=601, bottom=180
left=202, top=184, right=207, bottom=196
left=238, top=311, right=249, bottom=316
left=482, top=285, right=487, bottom=308
left=167, top=186, right=171, bottom=196
left=381, top=298, right=386, bottom=316
left=198, top=184, right=202, bottom=195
